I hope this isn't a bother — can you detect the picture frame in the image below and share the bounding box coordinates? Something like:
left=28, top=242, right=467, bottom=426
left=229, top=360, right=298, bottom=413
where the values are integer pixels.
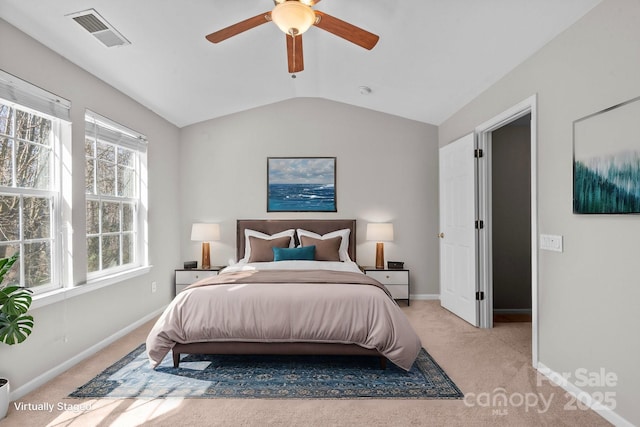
left=573, top=95, right=640, bottom=214
left=267, top=157, right=337, bottom=212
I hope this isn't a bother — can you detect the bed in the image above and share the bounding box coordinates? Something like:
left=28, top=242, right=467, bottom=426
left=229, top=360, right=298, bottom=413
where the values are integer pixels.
left=146, top=219, right=422, bottom=371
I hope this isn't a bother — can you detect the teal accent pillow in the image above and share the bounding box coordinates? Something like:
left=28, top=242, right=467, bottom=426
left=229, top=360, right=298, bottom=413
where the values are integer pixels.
left=273, top=245, right=316, bottom=261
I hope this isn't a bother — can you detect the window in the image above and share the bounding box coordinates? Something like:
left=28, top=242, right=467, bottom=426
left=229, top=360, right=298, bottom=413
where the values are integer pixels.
left=0, top=70, right=70, bottom=293
left=85, top=111, right=147, bottom=279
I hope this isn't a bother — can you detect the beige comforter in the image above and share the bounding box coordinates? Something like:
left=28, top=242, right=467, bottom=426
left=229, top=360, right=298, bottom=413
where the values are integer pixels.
left=146, top=269, right=422, bottom=370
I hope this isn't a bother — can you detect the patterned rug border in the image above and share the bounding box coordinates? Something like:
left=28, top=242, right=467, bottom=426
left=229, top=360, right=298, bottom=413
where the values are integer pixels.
left=69, top=344, right=463, bottom=400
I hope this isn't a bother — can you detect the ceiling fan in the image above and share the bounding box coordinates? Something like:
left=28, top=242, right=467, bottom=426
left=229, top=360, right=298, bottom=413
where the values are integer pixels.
left=205, top=0, right=379, bottom=73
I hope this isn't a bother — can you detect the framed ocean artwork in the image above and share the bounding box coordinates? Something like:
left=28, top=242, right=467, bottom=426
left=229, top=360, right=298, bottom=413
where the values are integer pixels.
left=573, top=96, right=640, bottom=214
left=267, top=157, right=337, bottom=212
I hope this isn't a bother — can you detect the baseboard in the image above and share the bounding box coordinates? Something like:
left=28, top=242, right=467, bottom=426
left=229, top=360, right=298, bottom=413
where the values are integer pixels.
left=410, top=294, right=440, bottom=301
left=10, top=306, right=166, bottom=401
left=537, top=362, right=634, bottom=427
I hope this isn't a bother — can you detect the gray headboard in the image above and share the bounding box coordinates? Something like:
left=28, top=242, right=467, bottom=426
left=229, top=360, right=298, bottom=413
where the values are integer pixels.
left=236, top=219, right=357, bottom=261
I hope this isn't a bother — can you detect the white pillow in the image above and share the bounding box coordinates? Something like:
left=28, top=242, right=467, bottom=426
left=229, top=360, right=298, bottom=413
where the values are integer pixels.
left=242, top=229, right=295, bottom=262
left=296, top=228, right=351, bottom=262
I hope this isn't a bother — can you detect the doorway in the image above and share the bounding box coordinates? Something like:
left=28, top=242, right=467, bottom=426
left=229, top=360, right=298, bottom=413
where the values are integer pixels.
left=439, top=95, right=538, bottom=367
left=490, top=115, right=532, bottom=323
left=476, top=95, right=538, bottom=367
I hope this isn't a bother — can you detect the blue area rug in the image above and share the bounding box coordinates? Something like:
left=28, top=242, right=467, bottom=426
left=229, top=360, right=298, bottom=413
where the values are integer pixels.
left=69, top=344, right=463, bottom=399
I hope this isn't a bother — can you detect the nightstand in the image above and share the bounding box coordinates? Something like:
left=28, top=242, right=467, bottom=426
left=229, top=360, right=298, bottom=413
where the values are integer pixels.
left=174, top=267, right=223, bottom=295
left=363, top=267, right=410, bottom=305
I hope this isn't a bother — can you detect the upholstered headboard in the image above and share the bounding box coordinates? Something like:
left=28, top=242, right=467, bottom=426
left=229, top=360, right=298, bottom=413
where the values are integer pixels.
left=236, top=219, right=357, bottom=262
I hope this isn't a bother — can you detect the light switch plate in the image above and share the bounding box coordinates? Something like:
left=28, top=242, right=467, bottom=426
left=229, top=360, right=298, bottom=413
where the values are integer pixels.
left=540, top=234, right=563, bottom=252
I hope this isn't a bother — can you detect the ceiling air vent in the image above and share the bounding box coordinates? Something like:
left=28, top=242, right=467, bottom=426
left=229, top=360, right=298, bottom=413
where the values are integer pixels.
left=67, top=9, right=130, bottom=47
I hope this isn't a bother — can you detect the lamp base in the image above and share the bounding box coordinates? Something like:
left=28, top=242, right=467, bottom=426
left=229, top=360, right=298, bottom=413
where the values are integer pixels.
left=375, top=242, right=384, bottom=269
left=201, top=242, right=211, bottom=270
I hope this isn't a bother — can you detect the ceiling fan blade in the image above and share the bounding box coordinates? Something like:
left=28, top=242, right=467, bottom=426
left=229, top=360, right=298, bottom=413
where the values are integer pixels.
left=205, top=12, right=271, bottom=43
left=313, top=11, right=379, bottom=50
left=286, top=34, right=304, bottom=73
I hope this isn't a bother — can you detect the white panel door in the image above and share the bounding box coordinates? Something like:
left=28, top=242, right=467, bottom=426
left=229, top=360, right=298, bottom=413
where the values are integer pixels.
left=439, top=133, right=478, bottom=326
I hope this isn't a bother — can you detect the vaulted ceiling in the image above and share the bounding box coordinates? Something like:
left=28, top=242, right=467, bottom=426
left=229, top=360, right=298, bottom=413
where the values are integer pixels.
left=1, top=0, right=602, bottom=128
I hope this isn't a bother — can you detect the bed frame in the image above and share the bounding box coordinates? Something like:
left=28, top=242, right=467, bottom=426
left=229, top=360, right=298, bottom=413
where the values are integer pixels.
left=172, top=219, right=387, bottom=368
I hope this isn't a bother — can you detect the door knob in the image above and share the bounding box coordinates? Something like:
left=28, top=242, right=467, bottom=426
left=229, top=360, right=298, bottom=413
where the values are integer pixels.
left=438, top=232, right=445, bottom=239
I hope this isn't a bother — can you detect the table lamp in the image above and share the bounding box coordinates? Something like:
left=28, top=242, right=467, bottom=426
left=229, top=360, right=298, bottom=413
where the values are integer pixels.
left=191, top=223, right=220, bottom=270
left=366, top=223, right=394, bottom=269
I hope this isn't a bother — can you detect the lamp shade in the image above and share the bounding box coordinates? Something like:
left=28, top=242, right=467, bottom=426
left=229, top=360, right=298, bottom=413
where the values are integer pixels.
left=366, top=223, right=394, bottom=241
left=271, top=1, right=316, bottom=36
left=191, top=223, right=220, bottom=241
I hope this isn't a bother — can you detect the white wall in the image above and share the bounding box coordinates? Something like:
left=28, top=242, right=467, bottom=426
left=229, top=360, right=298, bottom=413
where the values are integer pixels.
left=179, top=98, right=440, bottom=297
left=0, top=20, right=181, bottom=392
left=439, top=0, right=640, bottom=424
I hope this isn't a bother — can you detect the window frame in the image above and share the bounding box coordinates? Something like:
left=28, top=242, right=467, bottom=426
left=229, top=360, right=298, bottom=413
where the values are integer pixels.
left=0, top=98, right=66, bottom=294
left=84, top=110, right=148, bottom=282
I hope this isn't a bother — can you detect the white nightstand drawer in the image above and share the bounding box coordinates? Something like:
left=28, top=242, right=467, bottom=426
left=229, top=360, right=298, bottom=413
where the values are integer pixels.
left=363, top=270, right=408, bottom=285
left=175, top=270, right=218, bottom=285
left=363, top=268, right=410, bottom=305
left=175, top=284, right=190, bottom=294
left=385, top=284, right=409, bottom=300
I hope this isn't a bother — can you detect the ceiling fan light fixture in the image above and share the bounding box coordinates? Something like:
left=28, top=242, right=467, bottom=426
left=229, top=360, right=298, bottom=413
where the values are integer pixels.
left=271, top=1, right=316, bottom=36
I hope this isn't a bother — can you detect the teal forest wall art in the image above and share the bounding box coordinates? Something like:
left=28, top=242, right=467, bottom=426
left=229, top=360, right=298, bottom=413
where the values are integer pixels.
left=573, top=96, right=640, bottom=214
left=267, top=157, right=336, bottom=212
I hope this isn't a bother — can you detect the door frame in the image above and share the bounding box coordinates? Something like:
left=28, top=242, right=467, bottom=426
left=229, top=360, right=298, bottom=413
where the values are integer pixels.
left=475, top=94, right=538, bottom=368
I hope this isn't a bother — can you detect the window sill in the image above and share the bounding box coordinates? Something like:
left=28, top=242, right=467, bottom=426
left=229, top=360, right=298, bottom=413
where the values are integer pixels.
left=31, top=266, right=152, bottom=310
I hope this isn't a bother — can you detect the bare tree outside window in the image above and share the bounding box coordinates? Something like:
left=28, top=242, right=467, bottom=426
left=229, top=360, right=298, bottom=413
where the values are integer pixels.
left=0, top=101, right=54, bottom=289
left=85, top=116, right=140, bottom=276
